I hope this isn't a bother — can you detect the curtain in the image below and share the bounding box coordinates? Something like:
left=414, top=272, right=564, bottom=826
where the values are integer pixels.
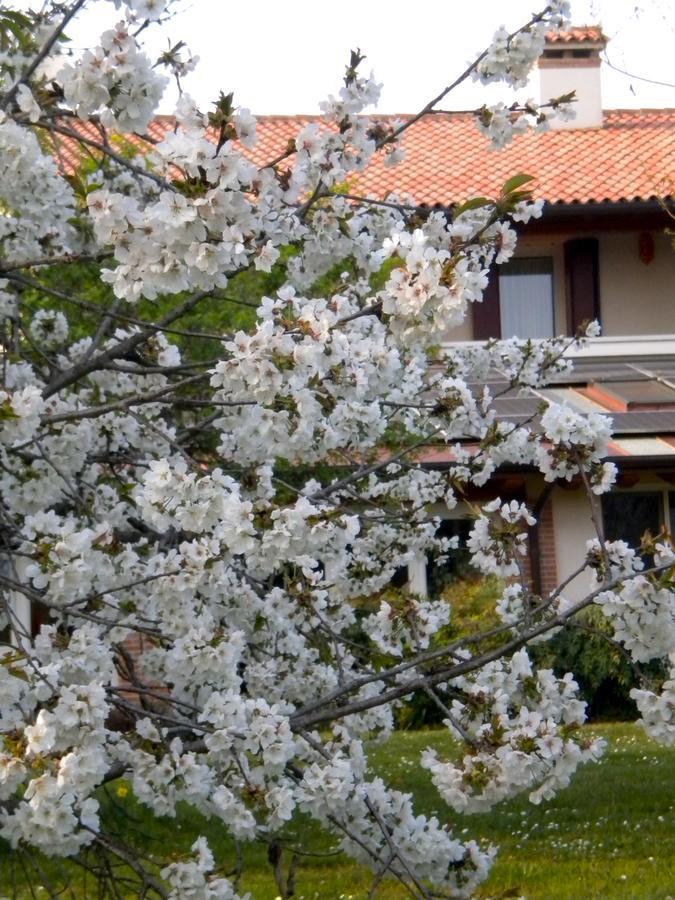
left=499, top=257, right=554, bottom=339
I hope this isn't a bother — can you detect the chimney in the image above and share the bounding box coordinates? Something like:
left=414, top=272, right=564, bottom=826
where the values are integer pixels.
left=538, top=26, right=608, bottom=129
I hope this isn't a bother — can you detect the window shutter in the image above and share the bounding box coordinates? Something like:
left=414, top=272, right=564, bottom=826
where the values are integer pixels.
left=565, top=238, right=600, bottom=334
left=472, top=266, right=501, bottom=339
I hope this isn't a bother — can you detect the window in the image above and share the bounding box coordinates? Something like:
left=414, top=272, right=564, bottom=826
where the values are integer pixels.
left=498, top=257, right=555, bottom=339
left=601, top=489, right=672, bottom=559
left=0, top=551, right=47, bottom=647
left=384, top=517, right=475, bottom=598
left=472, top=239, right=600, bottom=341
left=425, top=518, right=474, bottom=598
left=473, top=255, right=557, bottom=341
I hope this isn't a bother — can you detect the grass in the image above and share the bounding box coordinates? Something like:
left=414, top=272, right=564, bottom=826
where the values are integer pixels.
left=1, top=723, right=674, bottom=898
left=367, top=724, right=675, bottom=899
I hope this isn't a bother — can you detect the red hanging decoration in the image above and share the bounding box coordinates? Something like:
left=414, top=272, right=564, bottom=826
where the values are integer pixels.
left=638, top=231, right=655, bottom=265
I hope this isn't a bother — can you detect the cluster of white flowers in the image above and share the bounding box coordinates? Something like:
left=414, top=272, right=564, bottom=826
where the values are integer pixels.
left=2, top=683, right=108, bottom=855
left=495, top=582, right=527, bottom=626
left=134, top=458, right=257, bottom=544
left=583, top=537, right=675, bottom=741
left=538, top=402, right=614, bottom=485
left=298, top=752, right=495, bottom=896
left=29, top=309, right=69, bottom=348
left=467, top=499, right=535, bottom=577
left=378, top=224, right=487, bottom=345
left=161, top=837, right=245, bottom=899
left=631, top=654, right=675, bottom=746
left=15, top=84, right=41, bottom=122
left=586, top=537, right=643, bottom=582
left=0, top=384, right=44, bottom=446
left=109, top=0, right=170, bottom=22
left=365, top=597, right=451, bottom=656
left=0, top=116, right=77, bottom=264
left=596, top=576, right=675, bottom=663
left=1, top=770, right=102, bottom=856
left=474, top=100, right=575, bottom=150
left=209, top=289, right=426, bottom=463
left=0, top=279, right=18, bottom=321
left=58, top=21, right=167, bottom=132
left=421, top=649, right=605, bottom=812
left=475, top=7, right=569, bottom=89
left=470, top=3, right=573, bottom=146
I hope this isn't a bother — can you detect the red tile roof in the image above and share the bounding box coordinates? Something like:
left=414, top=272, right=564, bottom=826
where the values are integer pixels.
left=545, top=26, right=607, bottom=44
left=47, top=108, right=675, bottom=207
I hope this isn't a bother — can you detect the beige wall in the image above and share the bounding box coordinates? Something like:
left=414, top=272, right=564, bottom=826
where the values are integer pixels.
left=450, top=230, right=675, bottom=341
left=551, top=487, right=597, bottom=604
left=520, top=229, right=675, bottom=338
left=550, top=474, right=674, bottom=603
left=598, top=232, right=675, bottom=336
left=443, top=316, right=473, bottom=342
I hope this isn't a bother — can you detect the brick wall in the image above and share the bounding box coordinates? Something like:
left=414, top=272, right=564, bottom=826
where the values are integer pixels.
left=536, top=496, right=558, bottom=597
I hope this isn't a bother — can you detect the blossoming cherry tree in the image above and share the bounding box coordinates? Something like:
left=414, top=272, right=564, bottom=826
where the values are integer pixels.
left=0, top=1, right=672, bottom=897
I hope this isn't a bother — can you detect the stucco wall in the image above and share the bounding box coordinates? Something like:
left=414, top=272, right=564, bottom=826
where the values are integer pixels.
left=443, top=316, right=473, bottom=342
left=598, top=232, right=675, bottom=336
left=539, top=64, right=603, bottom=130
left=551, top=487, right=597, bottom=604
left=450, top=230, right=675, bottom=341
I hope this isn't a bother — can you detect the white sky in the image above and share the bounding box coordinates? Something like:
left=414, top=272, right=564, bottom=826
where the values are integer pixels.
left=37, top=0, right=675, bottom=113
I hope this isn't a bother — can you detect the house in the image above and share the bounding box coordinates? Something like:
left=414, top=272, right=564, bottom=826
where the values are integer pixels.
left=10, top=27, right=675, bottom=640
left=410, top=27, right=675, bottom=603
left=203, top=26, right=673, bottom=602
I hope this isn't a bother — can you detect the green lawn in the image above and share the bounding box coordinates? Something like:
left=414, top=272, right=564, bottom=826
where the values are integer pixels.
left=367, top=724, right=675, bottom=900
left=1, top=723, right=674, bottom=898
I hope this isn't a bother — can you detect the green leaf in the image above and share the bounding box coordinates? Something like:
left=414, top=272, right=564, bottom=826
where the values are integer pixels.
left=501, top=173, right=535, bottom=196
left=0, top=399, right=18, bottom=422
left=507, top=189, right=535, bottom=205
left=0, top=10, right=33, bottom=51
left=453, top=196, right=493, bottom=218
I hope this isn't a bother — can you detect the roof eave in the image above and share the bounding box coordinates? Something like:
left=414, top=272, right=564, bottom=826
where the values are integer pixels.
left=521, top=198, right=672, bottom=232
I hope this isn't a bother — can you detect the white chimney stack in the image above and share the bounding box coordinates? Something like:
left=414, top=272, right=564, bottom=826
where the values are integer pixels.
left=539, top=27, right=608, bottom=129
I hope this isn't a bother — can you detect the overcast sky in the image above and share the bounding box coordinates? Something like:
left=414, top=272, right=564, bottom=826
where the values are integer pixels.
left=43, top=0, right=675, bottom=113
